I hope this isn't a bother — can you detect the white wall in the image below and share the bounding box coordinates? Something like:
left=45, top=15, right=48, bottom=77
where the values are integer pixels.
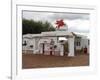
left=22, top=38, right=34, bottom=51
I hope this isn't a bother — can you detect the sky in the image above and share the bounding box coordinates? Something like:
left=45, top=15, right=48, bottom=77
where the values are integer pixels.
left=22, top=11, right=90, bottom=33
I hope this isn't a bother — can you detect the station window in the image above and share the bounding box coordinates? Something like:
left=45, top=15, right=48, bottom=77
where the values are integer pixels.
left=76, top=41, right=81, bottom=46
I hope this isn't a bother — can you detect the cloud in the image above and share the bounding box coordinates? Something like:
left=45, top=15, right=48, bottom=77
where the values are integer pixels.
left=64, top=19, right=90, bottom=32
left=22, top=11, right=55, bottom=22
left=23, top=11, right=89, bottom=21
left=22, top=11, right=90, bottom=33
left=49, top=13, right=89, bottom=20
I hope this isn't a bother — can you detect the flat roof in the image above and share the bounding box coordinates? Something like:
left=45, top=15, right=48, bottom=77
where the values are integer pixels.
left=23, top=31, right=89, bottom=39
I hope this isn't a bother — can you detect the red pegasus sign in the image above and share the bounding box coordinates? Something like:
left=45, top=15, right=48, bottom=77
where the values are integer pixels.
left=55, top=19, right=65, bottom=29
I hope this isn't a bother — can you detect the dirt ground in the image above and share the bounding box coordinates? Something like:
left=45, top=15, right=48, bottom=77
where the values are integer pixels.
left=22, top=53, right=89, bottom=69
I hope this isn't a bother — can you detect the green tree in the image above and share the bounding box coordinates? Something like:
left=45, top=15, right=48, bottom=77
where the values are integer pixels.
left=22, top=19, right=55, bottom=34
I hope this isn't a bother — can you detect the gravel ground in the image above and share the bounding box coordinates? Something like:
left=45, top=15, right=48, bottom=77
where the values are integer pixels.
left=22, top=53, right=89, bottom=69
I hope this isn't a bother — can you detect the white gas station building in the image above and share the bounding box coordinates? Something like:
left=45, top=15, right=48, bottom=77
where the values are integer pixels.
left=22, top=22, right=89, bottom=57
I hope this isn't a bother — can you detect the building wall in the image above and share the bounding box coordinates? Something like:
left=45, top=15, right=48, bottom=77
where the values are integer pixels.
left=75, top=37, right=89, bottom=53
left=22, top=35, right=90, bottom=54
left=22, top=38, right=34, bottom=51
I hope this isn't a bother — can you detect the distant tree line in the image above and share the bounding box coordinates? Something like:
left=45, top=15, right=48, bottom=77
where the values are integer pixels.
left=22, top=19, right=56, bottom=34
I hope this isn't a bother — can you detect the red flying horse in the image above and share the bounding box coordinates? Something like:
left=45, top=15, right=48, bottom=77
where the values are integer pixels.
left=55, top=19, right=65, bottom=29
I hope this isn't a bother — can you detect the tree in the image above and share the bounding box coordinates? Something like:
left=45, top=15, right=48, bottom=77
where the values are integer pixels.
left=22, top=19, right=55, bottom=34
